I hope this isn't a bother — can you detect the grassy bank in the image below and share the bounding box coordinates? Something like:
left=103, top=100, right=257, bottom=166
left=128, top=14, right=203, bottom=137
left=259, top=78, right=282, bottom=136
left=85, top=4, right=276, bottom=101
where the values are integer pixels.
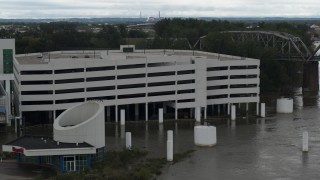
left=48, top=148, right=194, bottom=180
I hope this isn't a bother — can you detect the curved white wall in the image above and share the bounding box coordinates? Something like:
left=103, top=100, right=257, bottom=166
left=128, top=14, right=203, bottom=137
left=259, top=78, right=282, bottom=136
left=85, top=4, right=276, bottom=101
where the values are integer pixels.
left=53, top=101, right=105, bottom=148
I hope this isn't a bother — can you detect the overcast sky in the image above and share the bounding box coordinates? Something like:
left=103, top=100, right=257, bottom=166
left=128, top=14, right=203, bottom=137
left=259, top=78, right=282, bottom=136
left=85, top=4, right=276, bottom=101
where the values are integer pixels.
left=0, top=0, right=319, bottom=19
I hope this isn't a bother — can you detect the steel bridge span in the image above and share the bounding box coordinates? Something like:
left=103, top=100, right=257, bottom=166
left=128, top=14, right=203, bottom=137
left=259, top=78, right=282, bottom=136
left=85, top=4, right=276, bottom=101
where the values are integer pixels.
left=195, top=31, right=320, bottom=91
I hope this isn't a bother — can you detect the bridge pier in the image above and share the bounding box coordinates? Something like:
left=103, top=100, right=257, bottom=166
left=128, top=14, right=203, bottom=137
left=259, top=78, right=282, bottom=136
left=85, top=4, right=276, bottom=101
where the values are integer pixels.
left=303, top=61, right=319, bottom=92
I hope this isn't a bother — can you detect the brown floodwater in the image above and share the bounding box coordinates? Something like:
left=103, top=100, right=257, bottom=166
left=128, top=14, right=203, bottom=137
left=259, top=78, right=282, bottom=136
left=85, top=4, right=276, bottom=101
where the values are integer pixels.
left=1, top=88, right=320, bottom=179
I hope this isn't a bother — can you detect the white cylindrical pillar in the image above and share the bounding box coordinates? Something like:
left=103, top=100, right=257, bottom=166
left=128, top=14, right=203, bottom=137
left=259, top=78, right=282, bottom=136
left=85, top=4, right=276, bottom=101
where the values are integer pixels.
left=167, top=130, right=173, bottom=141
left=195, top=107, right=201, bottom=122
left=227, top=103, right=230, bottom=115
left=231, top=105, right=236, bottom=121
left=126, top=132, right=132, bottom=149
left=256, top=102, right=259, bottom=116
left=260, top=103, right=266, bottom=118
left=120, top=109, right=125, bottom=126
left=302, top=131, right=308, bottom=152
left=167, top=140, right=173, bottom=161
left=159, top=108, right=163, bottom=123
left=276, top=98, right=293, bottom=113
left=246, top=103, right=249, bottom=111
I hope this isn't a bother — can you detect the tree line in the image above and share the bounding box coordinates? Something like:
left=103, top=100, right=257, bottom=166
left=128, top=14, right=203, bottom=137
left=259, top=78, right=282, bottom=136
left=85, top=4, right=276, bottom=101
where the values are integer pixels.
left=1, top=19, right=312, bottom=92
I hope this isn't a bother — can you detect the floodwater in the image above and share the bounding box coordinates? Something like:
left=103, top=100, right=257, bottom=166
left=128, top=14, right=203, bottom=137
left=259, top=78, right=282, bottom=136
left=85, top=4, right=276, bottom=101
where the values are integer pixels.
left=1, top=89, right=320, bottom=179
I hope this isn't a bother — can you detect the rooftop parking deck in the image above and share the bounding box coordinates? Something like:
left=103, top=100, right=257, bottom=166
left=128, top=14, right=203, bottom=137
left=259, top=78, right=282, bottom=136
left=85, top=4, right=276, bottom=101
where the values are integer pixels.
left=15, top=49, right=256, bottom=65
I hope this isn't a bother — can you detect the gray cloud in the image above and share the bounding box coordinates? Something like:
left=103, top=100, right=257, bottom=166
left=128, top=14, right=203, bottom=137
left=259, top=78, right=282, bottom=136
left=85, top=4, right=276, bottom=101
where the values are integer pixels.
left=0, top=0, right=319, bottom=18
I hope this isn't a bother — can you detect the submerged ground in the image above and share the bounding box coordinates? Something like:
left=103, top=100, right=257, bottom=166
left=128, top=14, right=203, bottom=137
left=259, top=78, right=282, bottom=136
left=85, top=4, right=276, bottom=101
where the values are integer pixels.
left=1, top=91, right=320, bottom=179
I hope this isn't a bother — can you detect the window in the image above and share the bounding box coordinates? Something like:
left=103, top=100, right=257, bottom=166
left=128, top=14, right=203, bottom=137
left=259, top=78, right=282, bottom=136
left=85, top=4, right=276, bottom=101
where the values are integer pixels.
left=22, top=100, right=53, bottom=105
left=87, top=96, right=115, bottom=101
left=207, top=76, right=228, bottom=81
left=148, top=71, right=175, bottom=77
left=75, top=155, right=88, bottom=171
left=63, top=156, right=76, bottom=172
left=177, top=99, right=195, bottom=103
left=55, top=88, right=84, bottom=94
left=118, top=83, right=145, bottom=89
left=21, top=70, right=52, bottom=75
left=55, top=68, right=84, bottom=74
left=118, top=74, right=145, bottom=79
left=55, top=78, right=84, bottom=84
left=177, top=80, right=195, bottom=84
left=177, top=70, right=195, bottom=75
left=118, top=93, right=146, bottom=99
left=147, top=62, right=174, bottom=67
left=207, top=66, right=228, bottom=71
left=177, top=89, right=195, bottom=94
left=87, top=86, right=115, bottom=92
left=148, top=81, right=175, bottom=87
left=21, top=90, right=53, bottom=95
left=86, top=76, right=115, bottom=82
left=86, top=66, right=115, bottom=72
left=148, top=91, right=175, bottom=97
left=230, top=84, right=257, bottom=88
left=230, top=75, right=257, bottom=79
left=207, top=85, right=228, bottom=90
left=21, top=80, right=53, bottom=85
left=117, top=64, right=145, bottom=69
left=230, top=66, right=247, bottom=70
left=207, top=94, right=228, bottom=99
left=230, top=93, right=257, bottom=98
left=56, top=98, right=84, bottom=104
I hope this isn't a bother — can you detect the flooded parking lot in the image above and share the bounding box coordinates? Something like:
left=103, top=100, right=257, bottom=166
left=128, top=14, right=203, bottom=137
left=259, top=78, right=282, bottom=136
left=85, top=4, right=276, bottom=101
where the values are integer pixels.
left=1, top=92, right=320, bottom=179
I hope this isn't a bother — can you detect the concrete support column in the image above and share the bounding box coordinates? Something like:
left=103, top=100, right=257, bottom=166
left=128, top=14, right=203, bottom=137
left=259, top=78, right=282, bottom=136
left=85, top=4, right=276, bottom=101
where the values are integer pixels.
left=120, top=109, right=125, bottom=126
left=260, top=103, right=266, bottom=118
left=115, top=105, right=118, bottom=123
left=302, top=131, right=309, bottom=152
left=159, top=108, right=163, bottom=123
left=246, top=103, right=249, bottom=111
left=195, top=107, right=201, bottom=122
left=15, top=117, right=18, bottom=133
left=53, top=110, right=56, bottom=121
left=126, top=132, right=132, bottom=149
left=135, top=104, right=139, bottom=121
left=175, top=108, right=178, bottom=120
left=256, top=102, right=260, bottom=116
left=204, top=107, right=207, bottom=120
left=231, top=105, right=236, bottom=121
left=227, top=103, right=230, bottom=115
left=145, top=103, right=148, bottom=122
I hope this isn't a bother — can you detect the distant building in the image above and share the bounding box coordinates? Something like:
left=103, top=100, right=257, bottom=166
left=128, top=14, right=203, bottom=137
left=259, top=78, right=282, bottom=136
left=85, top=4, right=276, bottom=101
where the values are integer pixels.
left=310, top=24, right=320, bottom=30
